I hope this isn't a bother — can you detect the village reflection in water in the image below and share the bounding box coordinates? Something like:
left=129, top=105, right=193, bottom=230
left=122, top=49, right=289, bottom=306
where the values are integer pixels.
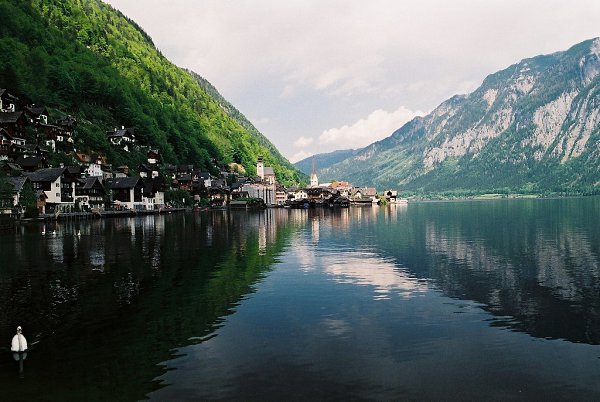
left=0, top=199, right=599, bottom=400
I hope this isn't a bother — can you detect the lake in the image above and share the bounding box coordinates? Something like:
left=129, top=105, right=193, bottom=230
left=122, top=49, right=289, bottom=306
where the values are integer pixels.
left=1, top=198, right=600, bottom=401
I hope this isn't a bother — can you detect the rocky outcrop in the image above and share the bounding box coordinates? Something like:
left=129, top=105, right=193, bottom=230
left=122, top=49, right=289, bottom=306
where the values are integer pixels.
left=321, top=38, right=600, bottom=192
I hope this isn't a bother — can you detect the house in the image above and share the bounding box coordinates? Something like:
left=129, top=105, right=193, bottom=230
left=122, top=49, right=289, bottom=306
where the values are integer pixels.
left=0, top=89, right=20, bottom=113
left=38, top=122, right=73, bottom=151
left=115, top=165, right=129, bottom=177
left=198, top=171, right=214, bottom=188
left=24, top=105, right=48, bottom=125
left=241, top=182, right=277, bottom=206
left=75, top=177, right=107, bottom=211
left=147, top=149, right=160, bottom=165
left=138, top=163, right=159, bottom=179
left=307, top=187, right=335, bottom=204
left=24, top=167, right=78, bottom=213
left=0, top=128, right=14, bottom=160
left=106, top=126, right=135, bottom=151
left=294, top=189, right=308, bottom=200
left=105, top=176, right=144, bottom=210
left=15, top=155, right=48, bottom=172
left=0, top=111, right=27, bottom=139
left=23, top=142, right=49, bottom=158
left=383, top=189, right=398, bottom=203
left=351, top=187, right=378, bottom=204
left=141, top=176, right=166, bottom=210
left=0, top=124, right=26, bottom=161
left=66, top=165, right=84, bottom=179
left=208, top=188, right=229, bottom=207
left=275, top=185, right=288, bottom=206
left=54, top=115, right=76, bottom=134
left=74, top=153, right=105, bottom=178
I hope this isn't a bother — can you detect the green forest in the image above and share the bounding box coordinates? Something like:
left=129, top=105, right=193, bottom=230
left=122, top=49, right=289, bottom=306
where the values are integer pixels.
left=0, top=0, right=303, bottom=184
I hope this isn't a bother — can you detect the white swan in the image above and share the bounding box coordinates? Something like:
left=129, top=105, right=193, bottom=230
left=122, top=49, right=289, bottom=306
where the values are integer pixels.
left=11, top=326, right=27, bottom=352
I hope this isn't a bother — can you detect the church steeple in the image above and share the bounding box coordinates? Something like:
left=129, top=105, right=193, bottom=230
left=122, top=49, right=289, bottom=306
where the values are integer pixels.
left=310, top=158, right=318, bottom=188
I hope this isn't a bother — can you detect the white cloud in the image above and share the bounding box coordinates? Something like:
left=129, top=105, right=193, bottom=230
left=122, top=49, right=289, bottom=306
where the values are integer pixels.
left=318, top=106, right=425, bottom=149
left=294, top=136, right=314, bottom=148
left=104, top=0, right=600, bottom=161
left=289, top=150, right=313, bottom=163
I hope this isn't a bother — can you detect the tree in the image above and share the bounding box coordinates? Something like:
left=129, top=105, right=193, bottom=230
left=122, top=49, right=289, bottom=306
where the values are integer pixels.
left=19, top=181, right=38, bottom=217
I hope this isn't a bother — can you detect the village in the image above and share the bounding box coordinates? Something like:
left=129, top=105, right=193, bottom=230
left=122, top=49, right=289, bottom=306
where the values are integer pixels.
left=0, top=88, right=404, bottom=221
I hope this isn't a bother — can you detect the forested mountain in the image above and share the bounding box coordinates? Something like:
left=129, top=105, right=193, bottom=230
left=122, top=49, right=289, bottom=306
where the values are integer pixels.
left=320, top=38, right=600, bottom=194
left=294, top=149, right=357, bottom=176
left=0, top=0, right=303, bottom=183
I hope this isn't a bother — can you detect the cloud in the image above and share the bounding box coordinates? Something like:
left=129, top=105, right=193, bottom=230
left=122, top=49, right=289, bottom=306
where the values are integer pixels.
left=289, top=150, right=313, bottom=163
left=294, top=136, right=314, bottom=148
left=318, top=106, right=425, bottom=149
left=104, top=0, right=600, bottom=161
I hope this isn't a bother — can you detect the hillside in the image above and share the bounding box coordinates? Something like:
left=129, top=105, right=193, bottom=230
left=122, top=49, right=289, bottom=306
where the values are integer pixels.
left=0, top=0, right=303, bottom=183
left=320, top=38, right=600, bottom=193
left=294, top=149, right=357, bottom=176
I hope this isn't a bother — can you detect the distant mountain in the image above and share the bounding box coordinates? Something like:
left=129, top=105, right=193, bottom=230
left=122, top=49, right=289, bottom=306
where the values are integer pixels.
left=294, top=149, right=357, bottom=176
left=321, top=38, right=600, bottom=193
left=0, top=0, right=303, bottom=183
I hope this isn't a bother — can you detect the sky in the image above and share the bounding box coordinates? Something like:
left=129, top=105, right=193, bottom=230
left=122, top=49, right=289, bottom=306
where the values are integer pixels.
left=103, top=0, right=600, bottom=163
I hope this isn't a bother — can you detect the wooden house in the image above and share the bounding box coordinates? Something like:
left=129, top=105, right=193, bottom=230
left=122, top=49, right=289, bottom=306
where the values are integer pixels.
left=105, top=176, right=144, bottom=210
left=106, top=126, right=135, bottom=151
left=75, top=177, right=107, bottom=211
left=0, top=89, right=20, bottom=113
left=14, top=155, right=48, bottom=172
left=0, top=111, right=27, bottom=139
left=24, top=167, right=78, bottom=213
left=24, top=105, right=49, bottom=125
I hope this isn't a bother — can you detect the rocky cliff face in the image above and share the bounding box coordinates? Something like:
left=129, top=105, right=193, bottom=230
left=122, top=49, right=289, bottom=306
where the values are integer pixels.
left=321, top=38, right=600, bottom=192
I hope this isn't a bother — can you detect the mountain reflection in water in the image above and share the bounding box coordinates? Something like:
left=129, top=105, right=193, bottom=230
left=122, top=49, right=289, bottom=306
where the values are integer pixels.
left=0, top=199, right=599, bottom=400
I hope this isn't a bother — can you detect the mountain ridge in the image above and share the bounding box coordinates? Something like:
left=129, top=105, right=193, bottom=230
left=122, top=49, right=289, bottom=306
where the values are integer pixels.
left=0, top=0, right=303, bottom=184
left=318, top=38, right=600, bottom=193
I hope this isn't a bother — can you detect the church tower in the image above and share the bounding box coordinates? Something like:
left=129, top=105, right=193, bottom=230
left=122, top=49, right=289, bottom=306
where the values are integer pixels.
left=257, top=156, right=264, bottom=179
left=310, top=158, right=318, bottom=188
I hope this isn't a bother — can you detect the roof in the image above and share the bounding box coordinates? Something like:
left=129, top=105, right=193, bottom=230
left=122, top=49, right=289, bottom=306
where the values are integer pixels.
left=0, top=127, right=11, bottom=139
left=353, top=187, right=377, bottom=197
left=264, top=167, right=275, bottom=176
left=0, top=111, right=24, bottom=124
left=15, top=155, right=45, bottom=169
left=80, top=177, right=104, bottom=190
left=24, top=105, right=47, bottom=116
left=66, top=166, right=82, bottom=176
left=8, top=176, right=28, bottom=192
left=231, top=179, right=249, bottom=190
left=1, top=162, right=22, bottom=172
left=54, top=115, right=77, bottom=128
left=0, top=89, right=19, bottom=102
left=25, top=167, right=66, bottom=182
left=106, top=176, right=141, bottom=189
left=106, top=127, right=135, bottom=138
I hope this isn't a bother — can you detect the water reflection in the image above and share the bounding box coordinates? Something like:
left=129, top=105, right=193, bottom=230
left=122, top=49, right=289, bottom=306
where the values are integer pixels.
left=1, top=200, right=600, bottom=400
left=372, top=199, right=600, bottom=344
left=322, top=253, right=428, bottom=300
left=0, top=209, right=295, bottom=401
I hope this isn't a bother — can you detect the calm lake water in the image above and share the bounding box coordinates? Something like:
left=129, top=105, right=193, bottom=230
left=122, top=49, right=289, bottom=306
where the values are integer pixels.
left=1, top=198, right=600, bottom=401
